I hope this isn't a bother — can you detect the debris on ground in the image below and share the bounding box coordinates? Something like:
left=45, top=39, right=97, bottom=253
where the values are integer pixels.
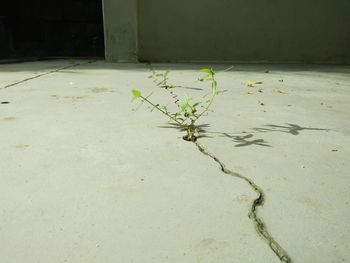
left=247, top=80, right=263, bottom=87
left=273, top=88, right=288, bottom=94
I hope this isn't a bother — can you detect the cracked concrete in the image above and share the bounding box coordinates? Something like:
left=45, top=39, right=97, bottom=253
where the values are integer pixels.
left=194, top=141, right=290, bottom=262
left=0, top=60, right=349, bottom=263
left=1, top=60, right=95, bottom=90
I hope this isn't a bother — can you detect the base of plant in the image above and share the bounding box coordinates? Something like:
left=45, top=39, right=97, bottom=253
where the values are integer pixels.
left=183, top=134, right=197, bottom=142
left=183, top=126, right=198, bottom=142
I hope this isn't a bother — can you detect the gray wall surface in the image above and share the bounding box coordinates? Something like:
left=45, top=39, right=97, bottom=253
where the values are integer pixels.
left=103, top=0, right=138, bottom=62
left=137, top=0, right=350, bottom=63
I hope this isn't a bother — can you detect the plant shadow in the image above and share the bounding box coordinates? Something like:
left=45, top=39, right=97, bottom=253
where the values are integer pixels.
left=220, top=133, right=271, bottom=147
left=158, top=123, right=213, bottom=139
left=252, top=123, right=329, bottom=136
left=159, top=122, right=329, bottom=148
left=159, top=123, right=271, bottom=147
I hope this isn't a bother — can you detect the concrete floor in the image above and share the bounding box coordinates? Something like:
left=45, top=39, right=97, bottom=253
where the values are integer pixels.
left=0, top=60, right=349, bottom=263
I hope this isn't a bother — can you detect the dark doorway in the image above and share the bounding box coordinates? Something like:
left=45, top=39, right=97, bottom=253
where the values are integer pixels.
left=0, top=0, right=105, bottom=59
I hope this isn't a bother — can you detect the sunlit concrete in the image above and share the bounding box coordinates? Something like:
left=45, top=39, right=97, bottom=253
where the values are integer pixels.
left=0, top=60, right=349, bottom=263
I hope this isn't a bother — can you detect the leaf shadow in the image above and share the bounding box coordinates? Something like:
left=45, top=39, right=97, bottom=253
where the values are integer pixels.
left=219, top=133, right=272, bottom=147
left=158, top=122, right=329, bottom=148
left=158, top=123, right=270, bottom=146
left=252, top=123, right=329, bottom=136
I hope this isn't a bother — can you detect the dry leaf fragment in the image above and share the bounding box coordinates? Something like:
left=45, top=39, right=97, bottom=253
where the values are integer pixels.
left=273, top=88, right=288, bottom=94
left=247, top=80, right=263, bottom=87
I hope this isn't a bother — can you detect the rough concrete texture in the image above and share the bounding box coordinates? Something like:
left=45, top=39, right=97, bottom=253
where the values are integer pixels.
left=0, top=60, right=349, bottom=263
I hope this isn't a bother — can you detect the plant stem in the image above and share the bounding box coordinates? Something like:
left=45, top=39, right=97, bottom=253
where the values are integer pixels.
left=140, top=96, right=182, bottom=125
left=194, top=77, right=217, bottom=121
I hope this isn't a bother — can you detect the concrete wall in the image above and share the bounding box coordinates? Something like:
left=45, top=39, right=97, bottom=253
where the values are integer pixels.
left=103, top=0, right=138, bottom=62
left=101, top=0, right=350, bottom=63
left=137, top=0, right=350, bottom=63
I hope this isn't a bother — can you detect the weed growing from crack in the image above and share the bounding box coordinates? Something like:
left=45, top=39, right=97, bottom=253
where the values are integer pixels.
left=131, top=67, right=292, bottom=263
left=132, top=68, right=222, bottom=142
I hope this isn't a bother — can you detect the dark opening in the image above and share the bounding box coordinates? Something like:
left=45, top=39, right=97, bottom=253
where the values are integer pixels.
left=0, top=0, right=105, bottom=60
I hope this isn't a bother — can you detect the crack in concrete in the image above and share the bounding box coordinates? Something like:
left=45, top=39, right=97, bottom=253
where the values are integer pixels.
left=194, top=141, right=292, bottom=263
left=1, top=60, right=96, bottom=90
left=145, top=63, right=291, bottom=261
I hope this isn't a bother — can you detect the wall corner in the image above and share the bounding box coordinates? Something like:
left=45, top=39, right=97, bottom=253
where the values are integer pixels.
left=102, top=0, right=138, bottom=62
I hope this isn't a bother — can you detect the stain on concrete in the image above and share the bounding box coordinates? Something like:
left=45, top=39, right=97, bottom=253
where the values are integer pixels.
left=3, top=117, right=16, bottom=121
left=63, top=96, right=86, bottom=100
left=51, top=95, right=88, bottom=102
left=198, top=238, right=229, bottom=250
left=16, top=144, right=30, bottom=149
left=89, top=87, right=109, bottom=93
left=297, top=196, right=326, bottom=215
left=196, top=238, right=229, bottom=263
left=232, top=194, right=250, bottom=203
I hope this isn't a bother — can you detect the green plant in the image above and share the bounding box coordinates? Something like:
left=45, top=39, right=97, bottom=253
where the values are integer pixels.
left=132, top=68, right=220, bottom=142
left=131, top=67, right=292, bottom=263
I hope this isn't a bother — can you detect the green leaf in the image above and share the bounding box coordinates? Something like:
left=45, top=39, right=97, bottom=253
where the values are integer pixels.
left=181, top=102, right=189, bottom=111
left=131, top=89, right=142, bottom=99
left=199, top=68, right=212, bottom=74
left=192, top=102, right=201, bottom=108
